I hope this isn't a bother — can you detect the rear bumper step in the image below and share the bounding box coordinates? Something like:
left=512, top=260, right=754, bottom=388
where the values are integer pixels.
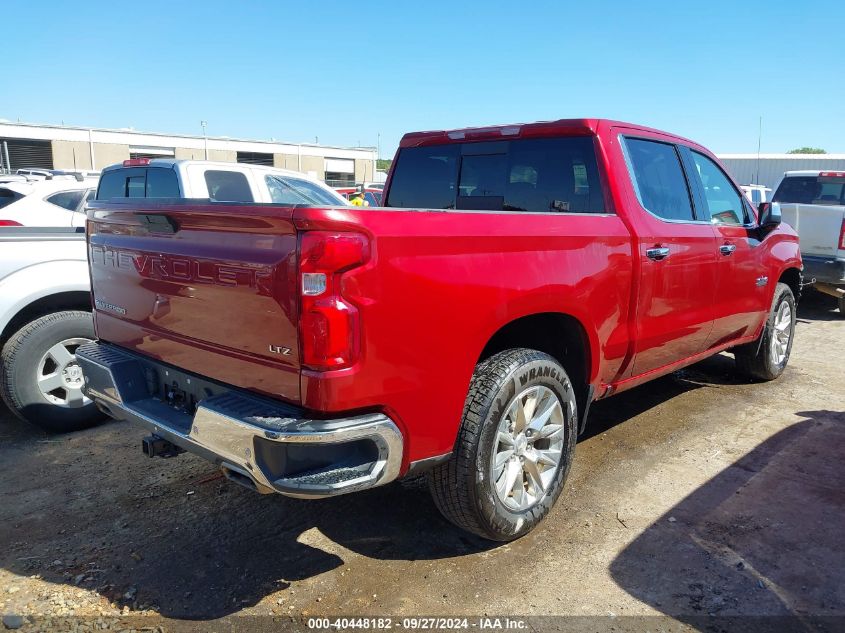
left=76, top=342, right=403, bottom=498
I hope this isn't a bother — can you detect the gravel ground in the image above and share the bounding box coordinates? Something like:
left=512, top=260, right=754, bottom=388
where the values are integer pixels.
left=0, top=291, right=843, bottom=631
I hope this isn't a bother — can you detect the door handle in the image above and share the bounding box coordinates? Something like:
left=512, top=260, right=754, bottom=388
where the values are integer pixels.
left=646, top=247, right=670, bottom=261
left=720, top=244, right=737, bottom=256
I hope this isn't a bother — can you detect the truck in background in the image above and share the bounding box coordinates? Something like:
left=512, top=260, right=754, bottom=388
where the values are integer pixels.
left=774, top=170, right=845, bottom=314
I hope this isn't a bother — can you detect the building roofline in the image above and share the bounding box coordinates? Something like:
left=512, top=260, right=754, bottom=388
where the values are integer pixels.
left=0, top=120, right=376, bottom=153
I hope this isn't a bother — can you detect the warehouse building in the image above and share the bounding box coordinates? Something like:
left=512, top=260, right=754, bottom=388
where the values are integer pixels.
left=718, top=153, right=845, bottom=192
left=0, top=121, right=378, bottom=186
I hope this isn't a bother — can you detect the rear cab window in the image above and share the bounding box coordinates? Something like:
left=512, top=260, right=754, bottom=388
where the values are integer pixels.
left=46, top=190, right=86, bottom=211
left=97, top=167, right=180, bottom=200
left=386, top=136, right=607, bottom=213
left=773, top=174, right=845, bottom=205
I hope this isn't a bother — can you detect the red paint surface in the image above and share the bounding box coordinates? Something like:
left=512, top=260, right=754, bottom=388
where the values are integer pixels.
left=87, top=119, right=801, bottom=470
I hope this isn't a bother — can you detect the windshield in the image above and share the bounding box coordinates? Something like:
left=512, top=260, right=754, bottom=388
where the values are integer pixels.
left=266, top=175, right=347, bottom=206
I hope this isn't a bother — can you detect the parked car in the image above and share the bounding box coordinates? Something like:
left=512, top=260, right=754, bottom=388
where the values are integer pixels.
left=95, top=158, right=349, bottom=206
left=77, top=119, right=801, bottom=541
left=774, top=170, right=845, bottom=313
left=0, top=226, right=103, bottom=431
left=0, top=175, right=98, bottom=227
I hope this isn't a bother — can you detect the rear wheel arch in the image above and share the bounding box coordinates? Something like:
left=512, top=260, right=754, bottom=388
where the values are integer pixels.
left=1, top=291, right=92, bottom=347
left=477, top=312, right=595, bottom=430
left=1, top=309, right=104, bottom=431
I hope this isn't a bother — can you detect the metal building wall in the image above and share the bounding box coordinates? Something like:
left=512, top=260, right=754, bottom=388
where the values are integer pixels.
left=718, top=156, right=845, bottom=192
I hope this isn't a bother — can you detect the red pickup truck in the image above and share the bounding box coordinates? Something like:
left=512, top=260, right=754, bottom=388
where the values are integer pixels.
left=77, top=120, right=801, bottom=541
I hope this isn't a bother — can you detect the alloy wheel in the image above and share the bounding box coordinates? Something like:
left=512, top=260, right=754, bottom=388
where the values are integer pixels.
left=36, top=338, right=92, bottom=408
left=770, top=301, right=792, bottom=366
left=490, top=385, right=565, bottom=512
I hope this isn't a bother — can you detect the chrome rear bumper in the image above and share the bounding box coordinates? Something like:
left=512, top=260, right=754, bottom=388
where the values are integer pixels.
left=76, top=342, right=403, bottom=498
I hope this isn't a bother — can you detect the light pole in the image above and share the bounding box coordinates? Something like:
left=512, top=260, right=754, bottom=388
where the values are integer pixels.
left=201, top=120, right=208, bottom=160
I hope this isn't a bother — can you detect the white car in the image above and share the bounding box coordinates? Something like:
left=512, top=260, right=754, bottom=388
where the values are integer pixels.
left=0, top=226, right=102, bottom=431
left=0, top=176, right=99, bottom=227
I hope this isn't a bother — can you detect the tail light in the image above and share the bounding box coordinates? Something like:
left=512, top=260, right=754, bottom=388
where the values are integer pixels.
left=0, top=220, right=22, bottom=226
left=839, top=219, right=845, bottom=251
left=299, top=231, right=370, bottom=370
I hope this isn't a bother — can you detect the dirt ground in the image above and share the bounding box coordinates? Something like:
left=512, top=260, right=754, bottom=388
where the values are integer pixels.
left=1, top=291, right=843, bottom=631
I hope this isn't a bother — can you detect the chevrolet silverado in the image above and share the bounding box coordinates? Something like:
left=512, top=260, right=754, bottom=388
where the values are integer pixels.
left=77, top=120, right=802, bottom=541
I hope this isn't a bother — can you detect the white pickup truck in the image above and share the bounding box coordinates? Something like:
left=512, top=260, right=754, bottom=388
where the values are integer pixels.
left=1, top=159, right=349, bottom=431
left=0, top=227, right=102, bottom=431
left=774, top=170, right=845, bottom=314
left=96, top=158, right=349, bottom=206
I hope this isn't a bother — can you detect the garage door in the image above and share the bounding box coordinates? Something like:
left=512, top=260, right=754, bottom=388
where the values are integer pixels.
left=0, top=138, right=53, bottom=171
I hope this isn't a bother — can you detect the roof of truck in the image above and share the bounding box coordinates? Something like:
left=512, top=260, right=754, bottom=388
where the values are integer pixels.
left=99, top=159, right=310, bottom=179
left=782, top=170, right=845, bottom=177
left=399, top=118, right=699, bottom=149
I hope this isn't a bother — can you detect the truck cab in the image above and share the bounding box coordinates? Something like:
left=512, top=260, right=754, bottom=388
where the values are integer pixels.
left=97, top=158, right=350, bottom=206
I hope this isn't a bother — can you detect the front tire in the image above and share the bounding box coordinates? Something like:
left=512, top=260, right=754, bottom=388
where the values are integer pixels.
left=1, top=311, right=105, bottom=432
left=734, top=282, right=796, bottom=381
left=428, top=348, right=577, bottom=541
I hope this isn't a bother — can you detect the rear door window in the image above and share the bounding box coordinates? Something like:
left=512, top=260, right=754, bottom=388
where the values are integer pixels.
left=97, top=167, right=180, bottom=199
left=46, top=190, right=85, bottom=211
left=0, top=188, right=23, bottom=209
left=205, top=170, right=253, bottom=202
left=386, top=136, right=606, bottom=212
left=623, top=138, right=695, bottom=222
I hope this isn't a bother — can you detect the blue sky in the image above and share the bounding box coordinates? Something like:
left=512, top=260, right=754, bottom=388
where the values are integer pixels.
left=2, top=0, right=843, bottom=158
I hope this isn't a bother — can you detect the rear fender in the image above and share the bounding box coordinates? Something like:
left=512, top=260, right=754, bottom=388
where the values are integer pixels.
left=0, top=260, right=90, bottom=337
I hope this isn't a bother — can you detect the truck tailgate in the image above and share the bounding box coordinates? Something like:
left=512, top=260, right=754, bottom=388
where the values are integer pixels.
left=87, top=201, right=301, bottom=403
left=781, top=202, right=845, bottom=258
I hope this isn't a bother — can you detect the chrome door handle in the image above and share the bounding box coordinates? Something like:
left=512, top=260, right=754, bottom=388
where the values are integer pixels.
left=720, top=244, right=737, bottom=256
left=646, top=247, right=670, bottom=261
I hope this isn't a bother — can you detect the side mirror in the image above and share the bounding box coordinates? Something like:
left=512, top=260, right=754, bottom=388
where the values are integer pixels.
left=757, top=201, right=782, bottom=229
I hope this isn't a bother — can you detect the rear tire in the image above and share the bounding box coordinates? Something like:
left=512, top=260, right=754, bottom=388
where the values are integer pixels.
left=428, top=348, right=577, bottom=541
left=734, top=283, right=796, bottom=381
left=1, top=311, right=105, bottom=433
left=838, top=295, right=845, bottom=315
